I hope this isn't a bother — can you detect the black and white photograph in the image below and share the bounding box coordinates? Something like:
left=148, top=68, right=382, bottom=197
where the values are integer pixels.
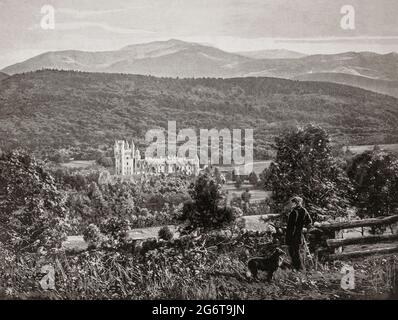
left=0, top=0, right=397, bottom=303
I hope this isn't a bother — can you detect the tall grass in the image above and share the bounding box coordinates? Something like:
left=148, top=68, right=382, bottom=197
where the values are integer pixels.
left=1, top=244, right=397, bottom=300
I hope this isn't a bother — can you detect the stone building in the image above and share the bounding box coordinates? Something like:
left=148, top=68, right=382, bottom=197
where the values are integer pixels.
left=114, top=140, right=200, bottom=177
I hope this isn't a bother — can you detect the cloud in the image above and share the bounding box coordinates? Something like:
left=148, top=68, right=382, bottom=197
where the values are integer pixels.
left=29, top=22, right=156, bottom=35
left=275, top=36, right=398, bottom=43
left=57, top=8, right=126, bottom=18
left=57, top=6, right=151, bottom=19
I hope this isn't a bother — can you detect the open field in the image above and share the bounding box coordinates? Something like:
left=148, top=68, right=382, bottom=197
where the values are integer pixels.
left=64, top=225, right=179, bottom=251
left=223, top=182, right=271, bottom=204
left=218, top=161, right=272, bottom=176
left=63, top=215, right=269, bottom=251
left=60, top=160, right=96, bottom=169
left=234, top=160, right=272, bottom=175
left=347, top=144, right=398, bottom=155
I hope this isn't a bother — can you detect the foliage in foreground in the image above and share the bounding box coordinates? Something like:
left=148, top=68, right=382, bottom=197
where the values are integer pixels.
left=0, top=233, right=396, bottom=300
left=0, top=150, right=69, bottom=254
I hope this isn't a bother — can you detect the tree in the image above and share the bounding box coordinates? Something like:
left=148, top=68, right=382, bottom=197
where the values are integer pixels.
left=0, top=150, right=69, bottom=253
left=264, top=125, right=353, bottom=220
left=347, top=150, right=398, bottom=218
left=214, top=167, right=224, bottom=185
left=248, top=171, right=259, bottom=185
left=232, top=169, right=237, bottom=182
left=234, top=175, right=243, bottom=189
left=87, top=182, right=110, bottom=223
left=189, top=173, right=222, bottom=215
left=97, top=156, right=113, bottom=167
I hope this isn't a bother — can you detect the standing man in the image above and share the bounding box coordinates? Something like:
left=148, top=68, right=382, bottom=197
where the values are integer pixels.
left=285, top=196, right=312, bottom=270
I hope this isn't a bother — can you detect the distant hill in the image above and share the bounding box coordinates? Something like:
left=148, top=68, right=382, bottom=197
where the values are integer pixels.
left=2, top=40, right=398, bottom=86
left=2, top=39, right=250, bottom=78
left=236, top=52, right=398, bottom=81
left=236, top=49, right=306, bottom=60
left=0, top=70, right=397, bottom=159
left=293, top=73, right=398, bottom=98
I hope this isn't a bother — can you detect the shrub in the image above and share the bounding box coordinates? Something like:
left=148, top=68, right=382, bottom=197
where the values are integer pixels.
left=234, top=176, right=243, bottom=188
left=158, top=226, right=174, bottom=241
left=83, top=224, right=104, bottom=248
left=100, top=217, right=131, bottom=249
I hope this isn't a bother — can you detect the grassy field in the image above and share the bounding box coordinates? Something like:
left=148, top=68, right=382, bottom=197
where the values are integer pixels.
left=63, top=225, right=179, bottom=251
left=60, top=160, right=96, bottom=169
left=217, top=161, right=272, bottom=176
left=63, top=216, right=269, bottom=251
left=233, top=160, right=272, bottom=175
left=223, top=182, right=271, bottom=204
left=347, top=144, right=398, bottom=155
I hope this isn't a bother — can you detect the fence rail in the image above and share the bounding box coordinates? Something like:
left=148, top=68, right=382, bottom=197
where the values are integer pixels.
left=318, top=215, right=398, bottom=232
left=316, top=214, right=398, bottom=261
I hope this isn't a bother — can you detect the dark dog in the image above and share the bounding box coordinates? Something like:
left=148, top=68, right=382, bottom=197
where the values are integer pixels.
left=247, top=248, right=286, bottom=282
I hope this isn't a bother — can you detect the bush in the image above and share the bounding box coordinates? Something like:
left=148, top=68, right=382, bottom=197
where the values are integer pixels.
left=234, top=176, right=243, bottom=188
left=97, top=156, right=113, bottom=167
left=158, top=226, right=174, bottom=241
left=83, top=224, right=104, bottom=248
left=100, top=217, right=131, bottom=249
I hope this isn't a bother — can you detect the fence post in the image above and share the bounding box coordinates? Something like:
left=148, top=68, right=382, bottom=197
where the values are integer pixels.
left=334, top=217, right=344, bottom=254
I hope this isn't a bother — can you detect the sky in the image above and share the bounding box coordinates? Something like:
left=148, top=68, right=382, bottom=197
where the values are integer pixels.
left=0, top=0, right=398, bottom=68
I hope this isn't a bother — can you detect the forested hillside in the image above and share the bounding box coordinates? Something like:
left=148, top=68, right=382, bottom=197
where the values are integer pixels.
left=0, top=72, right=8, bottom=81
left=0, top=70, right=397, bottom=159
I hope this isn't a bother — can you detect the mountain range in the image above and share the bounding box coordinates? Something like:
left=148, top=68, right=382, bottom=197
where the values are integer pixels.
left=236, top=49, right=306, bottom=60
left=2, top=40, right=398, bottom=97
left=2, top=39, right=250, bottom=78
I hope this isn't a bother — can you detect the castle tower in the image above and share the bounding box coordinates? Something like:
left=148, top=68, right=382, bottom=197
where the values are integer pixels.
left=114, top=140, right=126, bottom=175
left=114, top=140, right=135, bottom=176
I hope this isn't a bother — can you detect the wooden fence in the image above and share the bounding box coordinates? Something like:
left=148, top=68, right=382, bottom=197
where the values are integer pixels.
left=315, top=215, right=398, bottom=261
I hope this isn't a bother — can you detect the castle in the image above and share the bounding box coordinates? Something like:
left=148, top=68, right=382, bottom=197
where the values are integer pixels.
left=114, top=140, right=200, bottom=177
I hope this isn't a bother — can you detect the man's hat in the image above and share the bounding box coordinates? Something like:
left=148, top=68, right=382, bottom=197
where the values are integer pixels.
left=290, top=196, right=303, bottom=205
